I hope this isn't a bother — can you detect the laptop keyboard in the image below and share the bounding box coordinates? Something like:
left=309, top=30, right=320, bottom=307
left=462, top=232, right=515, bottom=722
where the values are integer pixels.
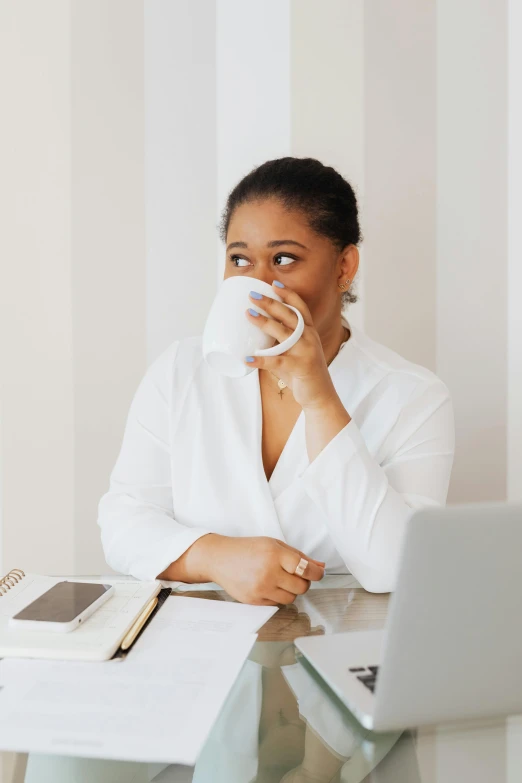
left=349, top=666, right=379, bottom=693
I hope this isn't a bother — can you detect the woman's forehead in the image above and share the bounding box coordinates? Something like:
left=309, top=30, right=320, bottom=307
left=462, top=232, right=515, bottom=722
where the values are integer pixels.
left=227, top=199, right=314, bottom=242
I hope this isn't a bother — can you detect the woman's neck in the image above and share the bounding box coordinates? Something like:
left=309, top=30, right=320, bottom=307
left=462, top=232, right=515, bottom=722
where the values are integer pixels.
left=320, top=318, right=350, bottom=366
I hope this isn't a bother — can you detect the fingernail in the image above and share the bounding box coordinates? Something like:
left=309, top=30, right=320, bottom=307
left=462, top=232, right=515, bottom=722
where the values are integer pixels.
left=273, top=280, right=284, bottom=288
left=245, top=356, right=255, bottom=362
left=249, top=291, right=263, bottom=299
left=248, top=308, right=260, bottom=317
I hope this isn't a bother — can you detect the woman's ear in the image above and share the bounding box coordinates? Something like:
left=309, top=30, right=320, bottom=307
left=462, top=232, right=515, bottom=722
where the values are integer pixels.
left=337, top=244, right=359, bottom=285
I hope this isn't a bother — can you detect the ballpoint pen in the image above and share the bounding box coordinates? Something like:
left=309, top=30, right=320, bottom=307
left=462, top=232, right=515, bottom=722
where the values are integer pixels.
left=120, top=596, right=158, bottom=651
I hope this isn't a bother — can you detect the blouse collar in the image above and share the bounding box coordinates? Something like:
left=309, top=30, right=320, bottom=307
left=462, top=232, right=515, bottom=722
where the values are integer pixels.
left=327, top=312, right=357, bottom=372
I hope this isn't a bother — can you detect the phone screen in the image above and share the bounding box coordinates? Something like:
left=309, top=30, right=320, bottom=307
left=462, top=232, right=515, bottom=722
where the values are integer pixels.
left=12, top=581, right=113, bottom=623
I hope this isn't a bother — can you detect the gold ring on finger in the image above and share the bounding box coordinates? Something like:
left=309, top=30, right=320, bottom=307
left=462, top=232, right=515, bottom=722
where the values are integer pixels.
left=294, top=557, right=308, bottom=577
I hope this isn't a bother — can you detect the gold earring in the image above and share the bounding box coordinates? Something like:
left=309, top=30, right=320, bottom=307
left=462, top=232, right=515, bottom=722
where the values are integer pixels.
left=338, top=279, right=350, bottom=290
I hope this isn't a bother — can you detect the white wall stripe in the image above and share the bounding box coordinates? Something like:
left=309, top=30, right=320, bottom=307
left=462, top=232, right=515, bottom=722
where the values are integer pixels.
left=216, top=0, right=292, bottom=284
left=0, top=0, right=75, bottom=575
left=364, top=0, right=436, bottom=369
left=145, top=0, right=218, bottom=362
left=437, top=0, right=507, bottom=503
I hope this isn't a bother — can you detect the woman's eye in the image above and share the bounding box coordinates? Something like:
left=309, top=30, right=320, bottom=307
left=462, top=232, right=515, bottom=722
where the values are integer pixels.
left=230, top=256, right=251, bottom=267
left=274, top=255, right=295, bottom=266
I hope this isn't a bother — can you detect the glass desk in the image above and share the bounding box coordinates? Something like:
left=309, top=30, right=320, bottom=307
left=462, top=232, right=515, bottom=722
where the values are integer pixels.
left=2, top=575, right=521, bottom=783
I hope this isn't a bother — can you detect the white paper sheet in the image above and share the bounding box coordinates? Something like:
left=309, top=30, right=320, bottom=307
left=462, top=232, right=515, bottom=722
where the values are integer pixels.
left=126, top=597, right=276, bottom=662
left=0, top=631, right=257, bottom=765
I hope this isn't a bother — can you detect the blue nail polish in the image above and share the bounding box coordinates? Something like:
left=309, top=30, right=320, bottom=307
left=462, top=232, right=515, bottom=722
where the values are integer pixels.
left=245, top=356, right=255, bottom=362
left=248, top=308, right=260, bottom=317
left=249, top=291, right=263, bottom=299
left=273, top=280, right=284, bottom=288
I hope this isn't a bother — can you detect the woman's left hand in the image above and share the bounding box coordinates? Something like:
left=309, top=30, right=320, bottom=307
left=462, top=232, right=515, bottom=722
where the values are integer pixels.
left=244, top=281, right=339, bottom=410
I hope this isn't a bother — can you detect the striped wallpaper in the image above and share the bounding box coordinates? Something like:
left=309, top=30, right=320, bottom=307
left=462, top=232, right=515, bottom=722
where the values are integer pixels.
left=0, top=0, right=520, bottom=576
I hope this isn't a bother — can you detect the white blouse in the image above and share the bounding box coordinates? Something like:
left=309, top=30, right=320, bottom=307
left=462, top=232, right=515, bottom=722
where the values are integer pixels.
left=97, top=316, right=455, bottom=593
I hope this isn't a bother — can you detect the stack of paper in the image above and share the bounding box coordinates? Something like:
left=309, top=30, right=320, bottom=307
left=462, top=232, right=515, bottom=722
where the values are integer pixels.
left=0, top=597, right=277, bottom=765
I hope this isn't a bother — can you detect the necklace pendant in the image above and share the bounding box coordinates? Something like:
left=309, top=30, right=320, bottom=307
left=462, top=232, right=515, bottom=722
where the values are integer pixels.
left=277, top=379, right=287, bottom=390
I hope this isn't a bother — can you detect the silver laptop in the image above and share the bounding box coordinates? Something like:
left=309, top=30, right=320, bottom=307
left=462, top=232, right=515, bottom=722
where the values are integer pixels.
left=295, top=502, right=522, bottom=732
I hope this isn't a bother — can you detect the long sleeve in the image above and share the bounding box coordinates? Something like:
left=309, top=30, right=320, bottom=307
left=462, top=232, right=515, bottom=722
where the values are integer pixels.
left=297, top=379, right=455, bottom=593
left=97, top=342, right=212, bottom=581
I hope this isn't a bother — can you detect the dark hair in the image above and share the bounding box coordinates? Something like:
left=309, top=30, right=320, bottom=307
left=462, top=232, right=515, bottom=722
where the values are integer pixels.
left=218, top=156, right=362, bottom=305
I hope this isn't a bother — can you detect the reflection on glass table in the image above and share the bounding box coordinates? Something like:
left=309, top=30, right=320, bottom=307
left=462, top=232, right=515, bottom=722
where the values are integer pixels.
left=182, top=641, right=402, bottom=783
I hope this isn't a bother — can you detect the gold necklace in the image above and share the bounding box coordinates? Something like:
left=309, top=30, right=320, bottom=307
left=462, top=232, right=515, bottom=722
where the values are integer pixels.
left=269, top=326, right=350, bottom=399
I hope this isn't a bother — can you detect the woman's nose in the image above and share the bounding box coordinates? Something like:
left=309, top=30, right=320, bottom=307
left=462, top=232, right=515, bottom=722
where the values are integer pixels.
left=248, top=269, right=275, bottom=287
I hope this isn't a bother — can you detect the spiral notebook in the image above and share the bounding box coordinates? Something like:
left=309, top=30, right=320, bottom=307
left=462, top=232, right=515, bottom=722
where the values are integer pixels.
left=0, top=568, right=162, bottom=661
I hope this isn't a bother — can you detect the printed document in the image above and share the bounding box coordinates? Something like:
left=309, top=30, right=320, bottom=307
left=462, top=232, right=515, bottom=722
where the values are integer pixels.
left=0, top=631, right=256, bottom=765
left=128, top=596, right=277, bottom=659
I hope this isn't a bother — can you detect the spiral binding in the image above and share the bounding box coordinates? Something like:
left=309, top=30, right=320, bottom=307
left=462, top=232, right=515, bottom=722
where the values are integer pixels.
left=0, top=568, right=25, bottom=596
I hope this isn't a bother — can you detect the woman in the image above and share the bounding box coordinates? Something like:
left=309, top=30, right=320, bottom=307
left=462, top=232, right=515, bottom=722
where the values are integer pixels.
left=97, top=157, right=455, bottom=602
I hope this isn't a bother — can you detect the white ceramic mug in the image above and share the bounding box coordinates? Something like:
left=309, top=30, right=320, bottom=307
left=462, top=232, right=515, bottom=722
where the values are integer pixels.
left=202, top=276, right=305, bottom=378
